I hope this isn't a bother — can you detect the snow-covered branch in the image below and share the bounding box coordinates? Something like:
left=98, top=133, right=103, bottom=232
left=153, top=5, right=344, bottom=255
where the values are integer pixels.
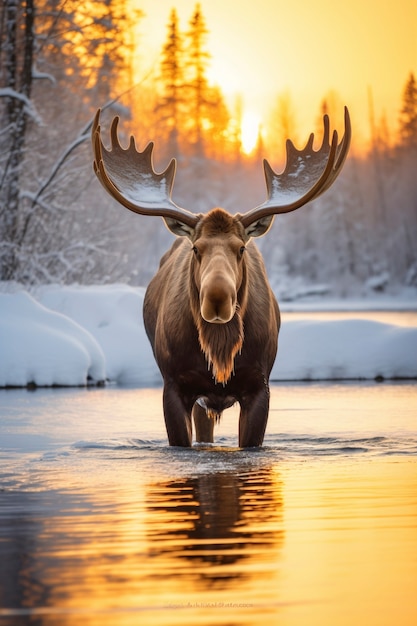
left=0, top=88, right=42, bottom=125
left=32, top=65, right=56, bottom=85
left=30, top=128, right=91, bottom=209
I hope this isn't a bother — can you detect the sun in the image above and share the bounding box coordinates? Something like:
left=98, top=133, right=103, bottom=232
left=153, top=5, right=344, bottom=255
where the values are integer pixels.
left=241, top=112, right=261, bottom=154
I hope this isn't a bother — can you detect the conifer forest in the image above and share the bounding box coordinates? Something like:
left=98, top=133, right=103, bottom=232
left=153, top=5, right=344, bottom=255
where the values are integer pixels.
left=1, top=0, right=416, bottom=299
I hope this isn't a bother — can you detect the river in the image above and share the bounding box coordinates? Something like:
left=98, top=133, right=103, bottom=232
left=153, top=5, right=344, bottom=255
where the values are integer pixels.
left=0, top=381, right=416, bottom=626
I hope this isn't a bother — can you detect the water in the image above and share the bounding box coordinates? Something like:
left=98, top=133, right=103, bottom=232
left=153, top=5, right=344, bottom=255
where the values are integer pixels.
left=281, top=309, right=417, bottom=327
left=0, top=383, right=416, bottom=626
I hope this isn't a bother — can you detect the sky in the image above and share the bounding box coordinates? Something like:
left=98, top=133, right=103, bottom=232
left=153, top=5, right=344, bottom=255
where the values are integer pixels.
left=132, top=0, right=416, bottom=150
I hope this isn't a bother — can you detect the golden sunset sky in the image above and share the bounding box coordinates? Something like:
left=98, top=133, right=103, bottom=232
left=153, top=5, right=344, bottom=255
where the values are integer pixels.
left=134, top=0, right=416, bottom=150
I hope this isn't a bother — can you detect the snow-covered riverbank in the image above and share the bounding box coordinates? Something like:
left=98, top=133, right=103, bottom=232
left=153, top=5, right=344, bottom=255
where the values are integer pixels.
left=0, top=284, right=416, bottom=387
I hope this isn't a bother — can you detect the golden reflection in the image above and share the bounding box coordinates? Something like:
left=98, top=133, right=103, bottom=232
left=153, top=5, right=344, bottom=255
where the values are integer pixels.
left=279, top=460, right=417, bottom=626
left=145, top=467, right=284, bottom=591
left=1, top=458, right=416, bottom=626
left=1, top=463, right=284, bottom=626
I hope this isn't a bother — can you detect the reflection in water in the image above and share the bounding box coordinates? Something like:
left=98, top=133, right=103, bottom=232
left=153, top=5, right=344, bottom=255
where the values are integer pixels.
left=1, top=383, right=417, bottom=626
left=0, top=463, right=283, bottom=626
left=146, top=467, right=283, bottom=590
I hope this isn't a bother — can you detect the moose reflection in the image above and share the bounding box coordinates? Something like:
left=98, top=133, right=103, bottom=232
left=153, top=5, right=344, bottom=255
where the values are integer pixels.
left=145, top=464, right=284, bottom=588
left=0, top=465, right=283, bottom=623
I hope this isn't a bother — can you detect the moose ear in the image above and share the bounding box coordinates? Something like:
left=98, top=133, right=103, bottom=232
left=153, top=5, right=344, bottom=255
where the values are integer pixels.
left=243, top=215, right=275, bottom=239
left=163, top=217, right=196, bottom=239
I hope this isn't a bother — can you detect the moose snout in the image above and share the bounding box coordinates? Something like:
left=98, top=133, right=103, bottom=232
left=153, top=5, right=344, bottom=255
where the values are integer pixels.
left=200, top=275, right=236, bottom=323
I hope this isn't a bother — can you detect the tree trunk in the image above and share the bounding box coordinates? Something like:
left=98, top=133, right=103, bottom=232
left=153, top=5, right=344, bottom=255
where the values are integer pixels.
left=0, top=0, right=34, bottom=280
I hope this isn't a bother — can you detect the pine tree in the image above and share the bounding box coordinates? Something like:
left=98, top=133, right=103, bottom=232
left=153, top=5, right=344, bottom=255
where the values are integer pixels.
left=398, top=72, right=417, bottom=150
left=185, top=3, right=211, bottom=156
left=158, top=9, right=184, bottom=158
left=156, top=4, right=232, bottom=162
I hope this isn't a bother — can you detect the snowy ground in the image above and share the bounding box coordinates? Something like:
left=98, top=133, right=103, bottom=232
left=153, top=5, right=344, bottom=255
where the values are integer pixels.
left=0, top=283, right=416, bottom=388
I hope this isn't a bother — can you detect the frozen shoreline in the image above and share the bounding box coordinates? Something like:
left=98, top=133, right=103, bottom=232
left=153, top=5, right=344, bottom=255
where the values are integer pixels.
left=1, top=283, right=416, bottom=388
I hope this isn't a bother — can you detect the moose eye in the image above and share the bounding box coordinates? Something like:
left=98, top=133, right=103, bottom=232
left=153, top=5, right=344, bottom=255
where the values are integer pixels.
left=239, top=246, right=246, bottom=256
left=192, top=245, right=199, bottom=256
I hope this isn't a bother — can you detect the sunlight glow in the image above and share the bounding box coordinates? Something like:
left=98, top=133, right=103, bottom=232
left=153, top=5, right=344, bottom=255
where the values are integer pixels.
left=133, top=0, right=417, bottom=151
left=241, top=112, right=261, bottom=154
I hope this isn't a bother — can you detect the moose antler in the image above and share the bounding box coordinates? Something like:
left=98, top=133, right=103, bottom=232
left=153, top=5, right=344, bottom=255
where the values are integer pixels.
left=92, top=109, right=199, bottom=229
left=92, top=107, right=350, bottom=232
left=239, top=107, right=351, bottom=227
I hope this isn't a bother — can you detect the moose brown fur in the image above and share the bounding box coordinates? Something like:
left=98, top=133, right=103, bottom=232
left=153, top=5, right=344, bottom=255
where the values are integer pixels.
left=143, top=207, right=279, bottom=446
left=92, top=107, right=351, bottom=447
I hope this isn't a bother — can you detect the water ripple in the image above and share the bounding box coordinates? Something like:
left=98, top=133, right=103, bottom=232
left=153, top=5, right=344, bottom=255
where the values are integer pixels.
left=69, top=433, right=417, bottom=464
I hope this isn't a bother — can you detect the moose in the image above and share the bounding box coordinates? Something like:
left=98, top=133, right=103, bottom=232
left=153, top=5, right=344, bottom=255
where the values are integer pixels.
left=92, top=108, right=350, bottom=447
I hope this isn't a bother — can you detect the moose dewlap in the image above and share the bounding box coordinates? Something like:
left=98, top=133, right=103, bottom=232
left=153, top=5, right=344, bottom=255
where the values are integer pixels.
left=92, top=108, right=351, bottom=447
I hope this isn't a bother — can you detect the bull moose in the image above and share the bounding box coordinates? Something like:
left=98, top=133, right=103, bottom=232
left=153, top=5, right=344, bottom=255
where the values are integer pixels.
left=92, top=108, right=350, bottom=447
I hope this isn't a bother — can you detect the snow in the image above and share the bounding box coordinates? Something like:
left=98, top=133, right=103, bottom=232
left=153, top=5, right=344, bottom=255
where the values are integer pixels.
left=273, top=319, right=416, bottom=381
left=0, top=291, right=105, bottom=387
left=36, top=284, right=157, bottom=386
left=31, top=65, right=56, bottom=84
left=0, top=284, right=416, bottom=388
left=126, top=179, right=169, bottom=205
left=0, top=88, right=42, bottom=124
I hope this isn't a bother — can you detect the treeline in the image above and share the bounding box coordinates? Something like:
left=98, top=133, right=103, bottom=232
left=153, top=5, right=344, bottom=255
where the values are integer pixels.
left=153, top=6, right=235, bottom=161
left=0, top=0, right=416, bottom=297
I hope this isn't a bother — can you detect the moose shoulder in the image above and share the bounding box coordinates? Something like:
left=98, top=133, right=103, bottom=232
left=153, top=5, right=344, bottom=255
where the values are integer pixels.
left=92, top=108, right=351, bottom=447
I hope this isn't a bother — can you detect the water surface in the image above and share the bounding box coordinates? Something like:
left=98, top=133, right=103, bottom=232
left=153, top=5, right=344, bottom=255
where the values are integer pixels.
left=281, top=309, right=417, bottom=326
left=0, top=383, right=416, bottom=626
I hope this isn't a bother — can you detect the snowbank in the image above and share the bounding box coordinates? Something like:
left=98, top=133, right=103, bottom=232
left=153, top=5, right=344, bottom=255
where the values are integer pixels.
left=0, top=284, right=416, bottom=388
left=37, top=284, right=158, bottom=386
left=272, top=319, right=417, bottom=381
left=0, top=291, right=105, bottom=387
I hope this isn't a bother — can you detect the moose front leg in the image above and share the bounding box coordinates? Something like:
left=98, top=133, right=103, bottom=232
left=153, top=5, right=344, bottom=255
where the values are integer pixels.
left=193, top=402, right=215, bottom=443
left=162, top=382, right=193, bottom=447
left=238, top=382, right=270, bottom=447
